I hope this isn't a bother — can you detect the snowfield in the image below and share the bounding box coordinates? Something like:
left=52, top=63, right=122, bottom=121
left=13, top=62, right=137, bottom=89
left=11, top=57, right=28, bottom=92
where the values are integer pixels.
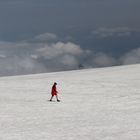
left=0, top=64, right=140, bottom=140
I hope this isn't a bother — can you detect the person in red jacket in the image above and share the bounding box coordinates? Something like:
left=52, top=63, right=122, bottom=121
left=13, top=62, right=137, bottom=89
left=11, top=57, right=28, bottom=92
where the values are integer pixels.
left=49, top=82, right=60, bottom=102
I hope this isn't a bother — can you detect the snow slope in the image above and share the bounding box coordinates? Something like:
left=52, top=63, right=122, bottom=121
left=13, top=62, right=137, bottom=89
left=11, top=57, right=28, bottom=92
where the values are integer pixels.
left=0, top=64, right=140, bottom=140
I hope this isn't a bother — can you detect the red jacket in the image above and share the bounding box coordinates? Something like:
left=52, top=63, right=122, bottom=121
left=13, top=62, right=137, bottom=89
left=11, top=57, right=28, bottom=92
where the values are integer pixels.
left=51, top=85, right=57, bottom=96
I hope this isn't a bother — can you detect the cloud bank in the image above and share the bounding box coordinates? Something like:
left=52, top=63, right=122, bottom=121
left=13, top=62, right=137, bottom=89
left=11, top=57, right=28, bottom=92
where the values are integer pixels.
left=0, top=33, right=90, bottom=76
left=0, top=32, right=140, bottom=76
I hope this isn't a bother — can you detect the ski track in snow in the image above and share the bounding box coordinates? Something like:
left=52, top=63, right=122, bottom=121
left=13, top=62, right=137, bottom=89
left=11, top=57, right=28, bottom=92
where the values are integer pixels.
left=0, top=64, right=140, bottom=140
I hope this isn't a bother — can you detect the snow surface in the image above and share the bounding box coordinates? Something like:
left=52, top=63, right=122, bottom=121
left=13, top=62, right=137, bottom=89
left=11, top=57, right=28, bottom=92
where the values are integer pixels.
left=0, top=64, right=140, bottom=140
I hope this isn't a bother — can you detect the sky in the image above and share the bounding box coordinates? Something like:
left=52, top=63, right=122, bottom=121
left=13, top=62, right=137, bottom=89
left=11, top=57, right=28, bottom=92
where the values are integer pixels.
left=0, top=0, right=140, bottom=76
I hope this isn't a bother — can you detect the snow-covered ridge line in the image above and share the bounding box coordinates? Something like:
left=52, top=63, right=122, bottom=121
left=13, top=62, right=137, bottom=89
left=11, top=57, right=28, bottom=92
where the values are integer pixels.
left=0, top=63, right=140, bottom=79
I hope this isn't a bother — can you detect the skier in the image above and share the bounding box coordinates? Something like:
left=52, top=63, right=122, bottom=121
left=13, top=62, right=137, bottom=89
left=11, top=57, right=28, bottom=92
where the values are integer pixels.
left=49, top=82, right=60, bottom=102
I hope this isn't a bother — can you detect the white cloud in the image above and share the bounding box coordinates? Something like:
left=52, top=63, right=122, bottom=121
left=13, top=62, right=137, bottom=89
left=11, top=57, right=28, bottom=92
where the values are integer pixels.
left=34, top=33, right=57, bottom=42
left=2, top=32, right=140, bottom=76
left=0, top=35, right=91, bottom=76
left=60, top=55, right=79, bottom=67
left=92, top=52, right=117, bottom=67
left=35, top=41, right=90, bottom=71
left=92, top=27, right=136, bottom=38
left=120, top=48, right=140, bottom=65
left=0, top=55, right=47, bottom=76
left=36, top=42, right=83, bottom=59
